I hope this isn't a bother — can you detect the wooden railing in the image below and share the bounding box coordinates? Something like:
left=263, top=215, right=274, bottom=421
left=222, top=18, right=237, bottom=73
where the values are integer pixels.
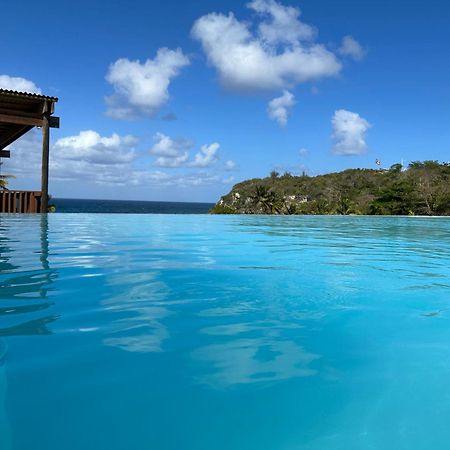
left=0, top=190, right=42, bottom=213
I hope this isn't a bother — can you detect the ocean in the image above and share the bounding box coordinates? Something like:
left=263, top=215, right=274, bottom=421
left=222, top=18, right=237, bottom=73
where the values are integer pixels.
left=1, top=214, right=450, bottom=450
left=52, top=198, right=215, bottom=214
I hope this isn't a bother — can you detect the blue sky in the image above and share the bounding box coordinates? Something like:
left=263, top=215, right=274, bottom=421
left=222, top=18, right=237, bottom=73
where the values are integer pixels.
left=1, top=0, right=449, bottom=202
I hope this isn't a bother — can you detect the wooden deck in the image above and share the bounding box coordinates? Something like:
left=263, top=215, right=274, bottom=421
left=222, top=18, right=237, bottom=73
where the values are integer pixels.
left=0, top=190, right=42, bottom=213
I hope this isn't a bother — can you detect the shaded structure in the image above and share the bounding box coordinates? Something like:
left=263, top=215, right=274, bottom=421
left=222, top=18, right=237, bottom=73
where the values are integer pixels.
left=0, top=89, right=59, bottom=213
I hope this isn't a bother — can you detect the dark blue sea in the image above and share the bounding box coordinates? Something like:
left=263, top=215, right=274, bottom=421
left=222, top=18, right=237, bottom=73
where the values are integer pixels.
left=52, top=198, right=214, bottom=214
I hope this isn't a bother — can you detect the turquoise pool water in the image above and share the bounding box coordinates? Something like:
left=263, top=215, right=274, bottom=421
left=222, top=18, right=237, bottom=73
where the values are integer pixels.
left=1, top=214, right=450, bottom=450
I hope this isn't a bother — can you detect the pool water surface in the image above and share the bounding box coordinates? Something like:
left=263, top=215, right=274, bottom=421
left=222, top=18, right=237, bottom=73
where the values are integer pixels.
left=1, top=214, right=450, bottom=450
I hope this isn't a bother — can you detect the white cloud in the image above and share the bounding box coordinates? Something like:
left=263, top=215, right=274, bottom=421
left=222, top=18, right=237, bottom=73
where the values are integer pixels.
left=299, top=147, right=309, bottom=157
left=249, top=0, right=316, bottom=45
left=105, top=48, right=190, bottom=119
left=4, top=129, right=141, bottom=186
left=191, top=0, right=341, bottom=91
left=175, top=172, right=224, bottom=186
left=338, top=36, right=365, bottom=61
left=331, top=109, right=371, bottom=155
left=224, top=160, right=236, bottom=171
left=154, top=152, right=190, bottom=168
left=150, top=132, right=191, bottom=168
left=130, top=171, right=233, bottom=188
left=51, top=131, right=140, bottom=183
left=150, top=132, right=190, bottom=157
left=267, top=90, right=295, bottom=126
left=0, top=75, right=41, bottom=94
left=4, top=130, right=231, bottom=191
left=2, top=131, right=42, bottom=188
left=149, top=134, right=221, bottom=169
left=190, top=143, right=220, bottom=168
left=54, top=130, right=137, bottom=164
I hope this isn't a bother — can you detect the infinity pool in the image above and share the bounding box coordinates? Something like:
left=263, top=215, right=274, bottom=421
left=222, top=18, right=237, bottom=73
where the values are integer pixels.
left=1, top=214, right=450, bottom=450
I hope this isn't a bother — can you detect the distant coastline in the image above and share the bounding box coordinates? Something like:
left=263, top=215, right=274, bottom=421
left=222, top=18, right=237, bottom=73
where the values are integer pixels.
left=52, top=198, right=214, bottom=214
left=211, top=161, right=450, bottom=216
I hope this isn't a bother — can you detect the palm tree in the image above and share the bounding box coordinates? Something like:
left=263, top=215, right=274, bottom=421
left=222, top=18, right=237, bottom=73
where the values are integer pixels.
left=314, top=199, right=330, bottom=215
left=336, top=196, right=352, bottom=215
left=251, top=185, right=279, bottom=213
left=0, top=162, right=14, bottom=189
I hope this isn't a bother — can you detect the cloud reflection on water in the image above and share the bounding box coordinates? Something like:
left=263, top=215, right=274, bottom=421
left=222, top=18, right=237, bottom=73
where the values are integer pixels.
left=193, top=301, right=320, bottom=388
left=102, top=272, right=172, bottom=353
left=193, top=337, right=319, bottom=388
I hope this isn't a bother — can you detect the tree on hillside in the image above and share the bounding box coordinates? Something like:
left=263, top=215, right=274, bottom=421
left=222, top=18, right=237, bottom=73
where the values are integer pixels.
left=371, top=179, right=416, bottom=215
left=212, top=161, right=450, bottom=216
left=314, top=198, right=330, bottom=215
left=251, top=185, right=280, bottom=213
left=389, top=163, right=403, bottom=173
left=336, top=196, right=353, bottom=215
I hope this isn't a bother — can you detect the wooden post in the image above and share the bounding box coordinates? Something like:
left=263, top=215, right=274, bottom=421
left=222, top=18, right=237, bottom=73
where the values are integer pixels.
left=41, top=102, right=50, bottom=213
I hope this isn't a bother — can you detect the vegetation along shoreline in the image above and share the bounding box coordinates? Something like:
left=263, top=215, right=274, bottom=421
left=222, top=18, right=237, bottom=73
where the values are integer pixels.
left=210, top=161, right=450, bottom=216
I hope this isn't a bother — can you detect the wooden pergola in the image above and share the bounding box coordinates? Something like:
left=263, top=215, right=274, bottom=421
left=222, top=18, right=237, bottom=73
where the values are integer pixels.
left=0, top=89, right=59, bottom=213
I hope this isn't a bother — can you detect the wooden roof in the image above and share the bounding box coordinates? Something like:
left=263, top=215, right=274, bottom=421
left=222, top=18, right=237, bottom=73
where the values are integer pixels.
left=0, top=89, right=58, bottom=150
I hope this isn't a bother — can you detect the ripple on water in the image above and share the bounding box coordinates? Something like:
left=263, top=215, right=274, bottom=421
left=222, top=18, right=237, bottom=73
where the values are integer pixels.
left=1, top=214, right=450, bottom=450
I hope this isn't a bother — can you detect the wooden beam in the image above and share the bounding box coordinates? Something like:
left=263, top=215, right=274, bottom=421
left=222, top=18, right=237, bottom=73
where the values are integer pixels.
left=49, top=116, right=60, bottom=129
left=0, top=107, right=43, bottom=119
left=0, top=125, right=33, bottom=151
left=41, top=108, right=50, bottom=213
left=0, top=113, right=43, bottom=127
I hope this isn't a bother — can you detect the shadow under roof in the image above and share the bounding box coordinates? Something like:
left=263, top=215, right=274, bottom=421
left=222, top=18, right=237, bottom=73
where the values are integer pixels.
left=0, top=89, right=58, bottom=150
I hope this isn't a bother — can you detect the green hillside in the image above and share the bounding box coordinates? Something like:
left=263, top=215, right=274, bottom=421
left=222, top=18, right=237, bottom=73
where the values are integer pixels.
left=211, top=161, right=450, bottom=215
